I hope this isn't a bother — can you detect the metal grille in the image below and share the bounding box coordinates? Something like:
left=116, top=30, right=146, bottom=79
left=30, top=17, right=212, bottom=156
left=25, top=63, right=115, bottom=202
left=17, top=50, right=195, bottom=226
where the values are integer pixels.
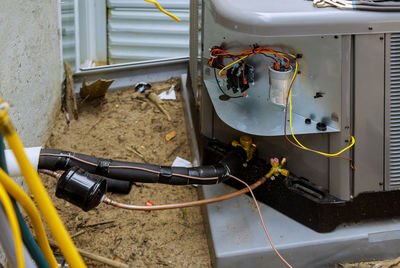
left=61, top=0, right=76, bottom=72
left=389, top=33, right=400, bottom=188
left=107, top=0, right=190, bottom=64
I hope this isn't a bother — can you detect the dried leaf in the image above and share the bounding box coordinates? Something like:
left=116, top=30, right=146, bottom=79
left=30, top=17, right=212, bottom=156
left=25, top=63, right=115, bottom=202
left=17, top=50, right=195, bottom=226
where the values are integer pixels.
left=80, top=78, right=114, bottom=100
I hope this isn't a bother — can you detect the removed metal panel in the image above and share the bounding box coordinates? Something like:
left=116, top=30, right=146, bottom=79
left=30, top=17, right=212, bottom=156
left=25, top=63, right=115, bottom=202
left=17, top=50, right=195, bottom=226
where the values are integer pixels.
left=61, top=0, right=76, bottom=72
left=108, top=0, right=189, bottom=9
left=107, top=2, right=190, bottom=64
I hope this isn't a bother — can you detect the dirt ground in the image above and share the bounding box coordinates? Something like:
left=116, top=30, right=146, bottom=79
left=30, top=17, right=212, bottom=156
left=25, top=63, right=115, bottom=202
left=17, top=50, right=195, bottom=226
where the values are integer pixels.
left=37, top=76, right=400, bottom=268
left=41, top=78, right=212, bottom=267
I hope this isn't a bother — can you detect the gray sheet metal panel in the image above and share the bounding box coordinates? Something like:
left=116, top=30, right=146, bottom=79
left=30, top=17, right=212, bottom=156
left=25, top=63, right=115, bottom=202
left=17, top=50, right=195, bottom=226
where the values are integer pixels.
left=203, top=4, right=342, bottom=136
left=61, top=0, right=76, bottom=71
left=354, top=34, right=385, bottom=196
left=329, top=35, right=353, bottom=200
left=200, top=80, right=214, bottom=139
left=73, top=59, right=188, bottom=92
left=202, top=183, right=400, bottom=268
left=181, top=74, right=201, bottom=166
left=208, top=0, right=400, bottom=37
left=188, top=0, right=199, bottom=103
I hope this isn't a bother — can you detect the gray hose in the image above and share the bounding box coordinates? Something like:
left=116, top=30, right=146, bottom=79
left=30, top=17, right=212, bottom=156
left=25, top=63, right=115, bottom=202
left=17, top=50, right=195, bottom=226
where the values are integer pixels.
left=0, top=204, right=37, bottom=268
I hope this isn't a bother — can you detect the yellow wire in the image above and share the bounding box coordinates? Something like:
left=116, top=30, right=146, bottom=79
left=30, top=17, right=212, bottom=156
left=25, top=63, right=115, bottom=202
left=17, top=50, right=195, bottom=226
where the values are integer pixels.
left=0, top=181, right=24, bottom=267
left=217, top=51, right=296, bottom=77
left=0, top=99, right=86, bottom=268
left=218, top=55, right=249, bottom=76
left=0, top=168, right=58, bottom=268
left=4, top=132, right=86, bottom=268
left=288, top=60, right=356, bottom=156
left=144, top=0, right=181, bottom=22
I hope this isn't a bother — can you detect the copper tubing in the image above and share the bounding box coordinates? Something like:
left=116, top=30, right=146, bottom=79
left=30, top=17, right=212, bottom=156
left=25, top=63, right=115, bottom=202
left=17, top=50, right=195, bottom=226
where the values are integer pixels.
left=228, top=175, right=292, bottom=268
left=41, top=156, right=291, bottom=267
left=102, top=177, right=266, bottom=210
left=39, top=169, right=61, bottom=179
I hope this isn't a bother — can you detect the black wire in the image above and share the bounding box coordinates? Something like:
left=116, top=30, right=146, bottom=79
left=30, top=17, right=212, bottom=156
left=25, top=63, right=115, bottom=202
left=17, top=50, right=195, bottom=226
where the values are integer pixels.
left=214, top=68, right=243, bottom=99
left=260, top=53, right=278, bottom=62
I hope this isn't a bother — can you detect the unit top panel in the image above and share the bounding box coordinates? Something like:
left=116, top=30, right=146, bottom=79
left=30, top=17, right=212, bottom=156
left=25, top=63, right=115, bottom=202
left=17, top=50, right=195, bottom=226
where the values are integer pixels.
left=209, top=0, right=400, bottom=36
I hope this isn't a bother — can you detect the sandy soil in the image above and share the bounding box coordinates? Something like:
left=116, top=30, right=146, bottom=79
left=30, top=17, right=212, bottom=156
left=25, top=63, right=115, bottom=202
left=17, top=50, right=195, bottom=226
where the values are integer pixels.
left=37, top=76, right=400, bottom=268
left=41, top=78, right=212, bottom=267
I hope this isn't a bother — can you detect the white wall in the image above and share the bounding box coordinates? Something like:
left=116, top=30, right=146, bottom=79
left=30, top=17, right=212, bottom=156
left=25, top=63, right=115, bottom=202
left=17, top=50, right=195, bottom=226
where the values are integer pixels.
left=0, top=0, right=62, bottom=147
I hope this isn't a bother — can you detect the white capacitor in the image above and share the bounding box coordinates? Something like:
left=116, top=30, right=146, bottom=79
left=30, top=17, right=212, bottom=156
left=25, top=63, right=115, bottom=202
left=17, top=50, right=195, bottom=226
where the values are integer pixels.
left=268, top=66, right=293, bottom=106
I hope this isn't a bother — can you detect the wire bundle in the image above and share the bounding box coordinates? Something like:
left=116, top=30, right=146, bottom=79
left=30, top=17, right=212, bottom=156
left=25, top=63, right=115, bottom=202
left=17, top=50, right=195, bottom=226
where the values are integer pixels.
left=209, top=46, right=295, bottom=76
left=209, top=45, right=355, bottom=162
left=0, top=97, right=85, bottom=268
left=209, top=46, right=297, bottom=98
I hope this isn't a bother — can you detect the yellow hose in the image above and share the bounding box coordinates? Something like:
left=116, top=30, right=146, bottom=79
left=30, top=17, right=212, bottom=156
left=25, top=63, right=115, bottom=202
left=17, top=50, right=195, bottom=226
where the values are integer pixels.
left=144, top=0, right=181, bottom=22
left=0, top=97, right=86, bottom=268
left=0, top=168, right=58, bottom=268
left=0, top=181, right=24, bottom=267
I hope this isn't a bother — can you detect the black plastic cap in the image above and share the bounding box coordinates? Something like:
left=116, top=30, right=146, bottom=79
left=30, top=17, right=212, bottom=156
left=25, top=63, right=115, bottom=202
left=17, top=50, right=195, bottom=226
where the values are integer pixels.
left=55, top=166, right=107, bottom=211
left=316, top=122, right=327, bottom=131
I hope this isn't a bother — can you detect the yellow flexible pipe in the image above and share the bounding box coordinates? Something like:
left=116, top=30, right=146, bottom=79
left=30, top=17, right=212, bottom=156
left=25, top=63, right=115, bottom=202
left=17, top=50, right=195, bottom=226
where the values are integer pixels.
left=0, top=98, right=86, bottom=268
left=144, top=0, right=181, bottom=21
left=0, top=168, right=58, bottom=268
left=0, top=181, right=24, bottom=267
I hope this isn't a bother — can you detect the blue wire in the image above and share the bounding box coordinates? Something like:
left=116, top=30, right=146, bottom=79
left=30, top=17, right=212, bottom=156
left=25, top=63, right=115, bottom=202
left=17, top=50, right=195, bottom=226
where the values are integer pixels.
left=0, top=135, right=50, bottom=268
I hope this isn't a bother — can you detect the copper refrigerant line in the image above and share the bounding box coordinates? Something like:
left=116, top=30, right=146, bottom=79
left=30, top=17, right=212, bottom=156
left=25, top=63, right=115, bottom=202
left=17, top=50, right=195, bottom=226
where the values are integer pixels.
left=40, top=153, right=293, bottom=268
left=102, top=177, right=266, bottom=210
left=39, top=168, right=265, bottom=210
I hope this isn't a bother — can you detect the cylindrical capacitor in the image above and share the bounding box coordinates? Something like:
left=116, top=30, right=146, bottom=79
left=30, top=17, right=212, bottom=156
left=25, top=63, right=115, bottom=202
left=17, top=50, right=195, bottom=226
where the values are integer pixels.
left=268, top=66, right=293, bottom=106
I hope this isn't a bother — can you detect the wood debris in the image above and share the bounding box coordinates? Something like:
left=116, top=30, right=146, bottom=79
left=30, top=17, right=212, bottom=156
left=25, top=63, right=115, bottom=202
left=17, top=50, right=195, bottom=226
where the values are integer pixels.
left=63, top=61, right=78, bottom=121
left=165, top=130, right=177, bottom=142
left=146, top=91, right=171, bottom=121
left=80, top=78, right=114, bottom=100
left=47, top=238, right=128, bottom=268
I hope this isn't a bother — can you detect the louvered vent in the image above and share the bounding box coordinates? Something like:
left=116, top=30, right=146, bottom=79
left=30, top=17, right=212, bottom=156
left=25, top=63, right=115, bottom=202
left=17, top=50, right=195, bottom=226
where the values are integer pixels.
left=389, top=33, right=400, bottom=188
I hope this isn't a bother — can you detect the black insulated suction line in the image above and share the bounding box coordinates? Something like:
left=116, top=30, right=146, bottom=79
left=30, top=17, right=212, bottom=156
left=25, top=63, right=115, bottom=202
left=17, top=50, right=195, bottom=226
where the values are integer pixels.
left=38, top=148, right=246, bottom=185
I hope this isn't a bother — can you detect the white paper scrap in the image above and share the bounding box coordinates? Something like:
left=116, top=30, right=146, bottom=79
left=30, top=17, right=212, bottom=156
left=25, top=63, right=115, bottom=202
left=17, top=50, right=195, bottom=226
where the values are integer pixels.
left=158, top=85, right=176, bottom=100
left=172, top=156, right=192, bottom=168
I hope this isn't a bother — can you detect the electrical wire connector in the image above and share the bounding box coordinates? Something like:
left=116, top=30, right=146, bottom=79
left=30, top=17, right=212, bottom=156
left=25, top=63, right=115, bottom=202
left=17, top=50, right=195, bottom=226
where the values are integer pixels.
left=0, top=97, right=15, bottom=136
left=232, top=135, right=256, bottom=165
left=265, top=158, right=289, bottom=180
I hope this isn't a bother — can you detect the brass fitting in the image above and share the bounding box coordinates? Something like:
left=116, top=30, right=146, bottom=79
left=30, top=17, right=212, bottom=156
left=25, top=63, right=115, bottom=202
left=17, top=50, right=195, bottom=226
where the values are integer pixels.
left=232, top=135, right=256, bottom=162
left=0, top=97, right=15, bottom=136
left=266, top=157, right=289, bottom=180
